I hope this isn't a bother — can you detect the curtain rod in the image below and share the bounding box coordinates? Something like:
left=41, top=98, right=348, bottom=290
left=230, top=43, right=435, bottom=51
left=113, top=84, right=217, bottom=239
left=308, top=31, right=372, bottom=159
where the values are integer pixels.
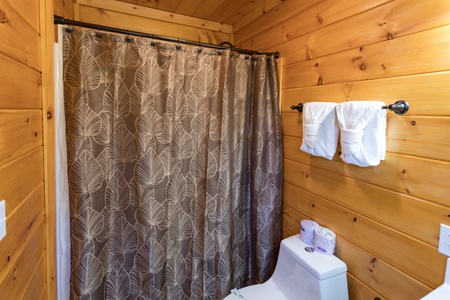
left=54, top=15, right=280, bottom=58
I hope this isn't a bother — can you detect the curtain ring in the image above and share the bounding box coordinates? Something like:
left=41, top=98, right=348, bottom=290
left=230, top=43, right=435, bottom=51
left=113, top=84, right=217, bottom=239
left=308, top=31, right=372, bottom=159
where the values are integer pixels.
left=151, top=34, right=156, bottom=46
left=176, top=38, right=181, bottom=50
left=65, top=19, right=73, bottom=33
left=217, top=45, right=223, bottom=56
left=95, top=24, right=103, bottom=38
left=125, top=30, right=132, bottom=43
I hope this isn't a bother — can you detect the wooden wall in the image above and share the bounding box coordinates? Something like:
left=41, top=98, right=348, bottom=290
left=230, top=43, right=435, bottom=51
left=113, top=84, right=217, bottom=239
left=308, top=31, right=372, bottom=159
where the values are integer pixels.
left=54, top=0, right=73, bottom=19
left=71, top=0, right=233, bottom=44
left=235, top=0, right=450, bottom=299
left=0, top=0, right=55, bottom=298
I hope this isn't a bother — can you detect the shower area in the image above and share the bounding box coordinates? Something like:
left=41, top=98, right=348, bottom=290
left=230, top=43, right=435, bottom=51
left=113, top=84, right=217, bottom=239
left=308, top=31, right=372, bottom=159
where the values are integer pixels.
left=54, top=19, right=283, bottom=299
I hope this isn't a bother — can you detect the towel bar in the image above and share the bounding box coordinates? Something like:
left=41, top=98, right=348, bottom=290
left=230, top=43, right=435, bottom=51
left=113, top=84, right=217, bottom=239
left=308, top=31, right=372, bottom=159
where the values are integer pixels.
left=290, top=100, right=409, bottom=115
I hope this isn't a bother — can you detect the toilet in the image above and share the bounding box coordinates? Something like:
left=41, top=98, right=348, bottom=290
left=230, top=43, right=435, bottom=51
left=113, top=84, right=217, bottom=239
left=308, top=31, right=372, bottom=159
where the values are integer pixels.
left=420, top=258, right=450, bottom=299
left=224, top=234, right=348, bottom=300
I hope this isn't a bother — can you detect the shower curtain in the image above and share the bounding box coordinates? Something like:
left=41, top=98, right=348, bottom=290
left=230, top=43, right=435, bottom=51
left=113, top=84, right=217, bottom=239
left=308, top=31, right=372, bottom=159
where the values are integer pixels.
left=62, top=27, right=282, bottom=300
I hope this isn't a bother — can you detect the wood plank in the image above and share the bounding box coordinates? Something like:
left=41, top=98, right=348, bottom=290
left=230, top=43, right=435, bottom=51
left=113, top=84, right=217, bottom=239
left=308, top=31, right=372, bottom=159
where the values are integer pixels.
left=284, top=25, right=450, bottom=88
left=0, top=218, right=46, bottom=299
left=283, top=157, right=450, bottom=246
left=73, top=2, right=80, bottom=19
left=75, top=0, right=233, bottom=33
left=0, top=184, right=45, bottom=279
left=237, top=0, right=450, bottom=63
left=4, top=0, right=40, bottom=33
left=336, top=236, right=431, bottom=299
left=0, top=148, right=44, bottom=216
left=225, top=0, right=283, bottom=29
left=207, top=0, right=246, bottom=25
left=192, top=0, right=228, bottom=21
left=54, top=0, right=63, bottom=17
left=0, top=110, right=43, bottom=165
left=280, top=0, right=450, bottom=66
left=63, top=0, right=74, bottom=19
left=174, top=0, right=203, bottom=17
left=347, top=274, right=387, bottom=300
left=117, top=0, right=136, bottom=4
left=280, top=112, right=302, bottom=137
left=41, top=0, right=57, bottom=297
left=281, top=205, right=306, bottom=235
left=136, top=0, right=157, bottom=9
left=77, top=5, right=231, bottom=44
left=0, top=54, right=41, bottom=109
left=282, top=71, right=450, bottom=116
left=0, top=0, right=41, bottom=70
left=284, top=135, right=450, bottom=207
left=21, top=253, right=46, bottom=300
left=39, top=285, right=47, bottom=300
left=387, top=116, right=450, bottom=161
left=281, top=226, right=294, bottom=240
left=282, top=182, right=445, bottom=288
left=155, top=0, right=182, bottom=13
left=234, top=0, right=388, bottom=49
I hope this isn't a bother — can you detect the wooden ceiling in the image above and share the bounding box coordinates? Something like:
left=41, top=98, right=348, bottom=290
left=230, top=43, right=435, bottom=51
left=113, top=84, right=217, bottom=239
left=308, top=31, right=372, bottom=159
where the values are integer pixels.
left=115, top=0, right=283, bottom=26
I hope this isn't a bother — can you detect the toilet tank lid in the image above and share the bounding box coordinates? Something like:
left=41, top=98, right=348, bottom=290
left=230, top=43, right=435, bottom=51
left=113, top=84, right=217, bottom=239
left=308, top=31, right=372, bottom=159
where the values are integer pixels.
left=281, top=234, right=347, bottom=280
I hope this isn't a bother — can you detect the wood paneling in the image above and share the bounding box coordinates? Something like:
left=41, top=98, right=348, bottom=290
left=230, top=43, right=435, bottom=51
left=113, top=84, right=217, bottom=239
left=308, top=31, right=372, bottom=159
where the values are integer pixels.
left=75, top=0, right=232, bottom=34
left=0, top=148, right=44, bottom=215
left=42, top=0, right=57, bottom=297
left=75, top=2, right=231, bottom=44
left=22, top=252, right=47, bottom=300
left=235, top=0, right=450, bottom=298
left=4, top=0, right=40, bottom=32
left=54, top=0, right=74, bottom=19
left=0, top=110, right=43, bottom=165
left=283, top=129, right=450, bottom=208
left=336, top=237, right=430, bottom=299
left=0, top=214, right=46, bottom=299
left=284, top=24, right=450, bottom=88
left=0, top=55, right=41, bottom=109
left=237, top=0, right=450, bottom=63
left=0, top=0, right=41, bottom=70
left=113, top=0, right=284, bottom=28
left=0, top=185, right=45, bottom=290
left=0, top=0, right=50, bottom=297
left=282, top=72, right=450, bottom=116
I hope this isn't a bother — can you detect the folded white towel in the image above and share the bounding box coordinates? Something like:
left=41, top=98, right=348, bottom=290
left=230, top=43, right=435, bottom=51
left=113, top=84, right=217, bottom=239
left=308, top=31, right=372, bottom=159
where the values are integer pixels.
left=300, top=102, right=338, bottom=160
left=336, top=101, right=387, bottom=167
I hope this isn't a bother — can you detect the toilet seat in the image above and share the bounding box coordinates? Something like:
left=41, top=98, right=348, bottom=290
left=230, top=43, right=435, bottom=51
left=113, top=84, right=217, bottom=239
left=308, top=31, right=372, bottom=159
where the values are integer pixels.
left=223, top=279, right=287, bottom=300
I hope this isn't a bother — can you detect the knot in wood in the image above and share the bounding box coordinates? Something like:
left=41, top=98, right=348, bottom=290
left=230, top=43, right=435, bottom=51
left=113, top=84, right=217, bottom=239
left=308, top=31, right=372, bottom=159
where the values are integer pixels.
left=316, top=13, right=323, bottom=24
left=0, top=9, right=8, bottom=24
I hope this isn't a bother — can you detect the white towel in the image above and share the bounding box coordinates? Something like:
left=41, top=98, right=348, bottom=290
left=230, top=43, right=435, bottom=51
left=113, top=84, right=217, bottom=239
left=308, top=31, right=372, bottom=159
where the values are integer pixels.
left=300, top=102, right=338, bottom=160
left=336, top=101, right=387, bottom=167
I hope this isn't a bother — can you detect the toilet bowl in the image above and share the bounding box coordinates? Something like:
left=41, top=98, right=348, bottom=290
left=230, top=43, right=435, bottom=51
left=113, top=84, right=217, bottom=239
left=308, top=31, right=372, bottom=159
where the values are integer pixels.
left=224, top=234, right=348, bottom=300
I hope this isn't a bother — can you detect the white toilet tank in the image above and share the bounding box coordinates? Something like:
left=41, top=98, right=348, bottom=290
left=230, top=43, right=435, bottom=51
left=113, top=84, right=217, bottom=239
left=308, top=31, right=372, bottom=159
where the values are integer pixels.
left=270, top=234, right=348, bottom=300
left=224, top=234, right=348, bottom=300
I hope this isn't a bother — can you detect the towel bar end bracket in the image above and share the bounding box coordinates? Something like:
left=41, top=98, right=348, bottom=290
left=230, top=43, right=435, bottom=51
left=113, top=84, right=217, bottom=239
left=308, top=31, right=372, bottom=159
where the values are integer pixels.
left=382, top=100, right=409, bottom=115
left=291, top=103, right=303, bottom=112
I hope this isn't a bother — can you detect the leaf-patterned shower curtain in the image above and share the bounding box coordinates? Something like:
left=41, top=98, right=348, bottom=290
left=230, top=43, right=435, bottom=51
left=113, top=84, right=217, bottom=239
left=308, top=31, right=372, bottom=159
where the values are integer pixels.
left=62, top=28, right=282, bottom=300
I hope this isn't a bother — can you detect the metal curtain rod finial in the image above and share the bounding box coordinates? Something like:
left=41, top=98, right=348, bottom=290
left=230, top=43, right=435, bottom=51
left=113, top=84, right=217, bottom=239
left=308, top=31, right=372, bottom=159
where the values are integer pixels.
left=290, top=100, right=409, bottom=115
